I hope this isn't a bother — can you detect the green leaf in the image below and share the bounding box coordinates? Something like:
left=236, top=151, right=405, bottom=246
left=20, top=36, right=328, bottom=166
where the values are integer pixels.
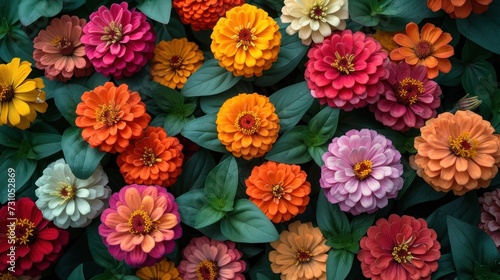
left=431, top=253, right=455, bottom=280
left=182, top=58, right=241, bottom=97
left=151, top=82, right=185, bottom=112
left=305, top=106, right=339, bottom=147
left=434, top=57, right=464, bottom=87
left=0, top=126, right=24, bottom=148
left=61, top=127, right=106, bottom=179
left=163, top=113, right=194, bottom=136
left=154, top=17, right=186, bottom=42
left=462, top=39, right=493, bottom=62
left=30, top=133, right=62, bottom=159
left=67, top=264, right=85, bottom=280
left=181, top=113, right=227, bottom=153
left=265, top=126, right=311, bottom=164
left=308, top=144, right=328, bottom=167
left=397, top=177, right=446, bottom=213
left=0, top=1, right=19, bottom=24
left=205, top=156, right=238, bottom=211
left=326, top=249, right=354, bottom=280
left=172, top=149, right=216, bottom=195
left=84, top=72, right=111, bottom=90
left=0, top=29, right=35, bottom=64
left=221, top=199, right=279, bottom=243
left=350, top=213, right=375, bottom=243
left=200, top=81, right=253, bottom=114
left=61, top=0, right=85, bottom=12
left=396, top=159, right=416, bottom=199
left=0, top=156, right=37, bottom=203
left=53, top=84, right=88, bottom=124
left=462, top=60, right=497, bottom=94
left=316, top=191, right=350, bottom=237
left=18, top=0, right=63, bottom=25
left=136, top=0, right=172, bottom=24
left=195, top=204, right=226, bottom=229
left=176, top=189, right=207, bottom=228
left=87, top=219, right=120, bottom=269
left=474, top=263, right=500, bottom=280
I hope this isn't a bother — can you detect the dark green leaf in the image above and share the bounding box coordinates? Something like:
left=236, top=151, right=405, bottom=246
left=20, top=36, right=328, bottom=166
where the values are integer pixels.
left=53, top=84, right=88, bottom=124
left=0, top=30, right=35, bottom=64
left=87, top=219, right=120, bottom=269
left=431, top=253, right=455, bottom=280
left=396, top=159, right=416, bottom=199
left=175, top=189, right=207, bottom=228
left=136, top=0, right=172, bottom=24
left=326, top=249, right=354, bottom=280
left=181, top=113, right=227, bottom=153
left=462, top=60, right=497, bottom=94
left=308, top=144, right=328, bottom=167
left=172, top=149, right=216, bottom=195
left=462, top=39, right=493, bottom=62
left=397, top=177, right=446, bottom=213
left=474, top=263, right=500, bottom=280
left=0, top=156, right=37, bottom=203
left=265, top=126, right=311, bottom=164
left=61, top=0, right=85, bottom=12
left=151, top=82, right=185, bottom=112
left=30, top=133, right=62, bottom=159
left=205, top=156, right=238, bottom=211
left=195, top=204, right=226, bottom=228
left=67, top=264, right=85, bottom=280
left=0, top=126, right=25, bottom=148
left=316, top=191, right=350, bottom=237
left=84, top=72, right=111, bottom=89
left=434, top=57, right=464, bottom=87
left=305, top=106, right=339, bottom=147
left=18, top=0, right=63, bottom=25
left=200, top=81, right=253, bottom=114
left=350, top=213, right=375, bottom=243
left=154, top=17, right=186, bottom=42
left=163, top=113, right=194, bottom=136
left=182, top=58, right=241, bottom=97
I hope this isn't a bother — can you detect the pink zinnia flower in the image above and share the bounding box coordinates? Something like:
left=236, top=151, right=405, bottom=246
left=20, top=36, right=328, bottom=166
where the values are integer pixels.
left=305, top=30, right=388, bottom=111
left=178, top=236, right=246, bottom=280
left=320, top=129, right=404, bottom=215
left=369, top=61, right=442, bottom=132
left=358, top=214, right=441, bottom=280
left=81, top=2, right=156, bottom=79
left=33, top=15, right=93, bottom=82
left=99, top=184, right=182, bottom=267
left=479, top=189, right=500, bottom=250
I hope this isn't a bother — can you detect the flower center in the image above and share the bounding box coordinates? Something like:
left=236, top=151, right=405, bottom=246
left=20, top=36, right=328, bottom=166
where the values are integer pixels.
left=414, top=41, right=433, bottom=59
left=142, top=147, right=162, bottom=166
left=331, top=52, right=355, bottom=74
left=10, top=218, right=37, bottom=245
left=101, top=21, right=123, bottom=46
left=128, top=209, right=155, bottom=235
left=0, top=84, right=14, bottom=102
left=196, top=259, right=219, bottom=280
left=392, top=238, right=413, bottom=264
left=170, top=55, right=183, bottom=70
left=449, top=132, right=478, bottom=159
left=51, top=36, right=74, bottom=56
left=353, top=159, right=372, bottom=180
left=295, top=249, right=313, bottom=265
left=95, top=104, right=120, bottom=126
left=57, top=183, right=76, bottom=200
left=396, top=77, right=424, bottom=105
left=235, top=111, right=261, bottom=135
left=309, top=1, right=327, bottom=20
left=233, top=24, right=257, bottom=51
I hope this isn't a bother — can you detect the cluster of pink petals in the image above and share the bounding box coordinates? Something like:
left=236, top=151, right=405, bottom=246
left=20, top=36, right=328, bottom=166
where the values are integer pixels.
left=81, top=2, right=156, bottom=79
left=305, top=30, right=388, bottom=111
left=370, top=61, right=442, bottom=132
left=320, top=129, right=404, bottom=215
left=479, top=189, right=500, bottom=250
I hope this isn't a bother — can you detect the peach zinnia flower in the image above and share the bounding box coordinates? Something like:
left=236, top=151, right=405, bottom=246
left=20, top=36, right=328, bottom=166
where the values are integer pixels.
left=427, top=0, right=493, bottom=18
left=245, top=161, right=311, bottom=223
left=269, top=221, right=330, bottom=280
left=173, top=0, right=245, bottom=31
left=413, top=110, right=500, bottom=195
left=75, top=82, right=151, bottom=153
left=216, top=93, right=280, bottom=160
left=390, top=22, right=454, bottom=79
left=150, top=38, right=204, bottom=89
left=211, top=4, right=281, bottom=77
left=117, top=127, right=184, bottom=188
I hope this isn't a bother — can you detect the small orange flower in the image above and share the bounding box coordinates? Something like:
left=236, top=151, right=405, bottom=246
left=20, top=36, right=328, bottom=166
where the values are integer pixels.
left=173, top=0, right=245, bottom=31
left=372, top=30, right=401, bottom=53
left=117, top=127, right=184, bottom=187
left=136, top=258, right=182, bottom=280
left=245, top=161, right=311, bottom=223
left=216, top=93, right=280, bottom=160
left=427, top=0, right=492, bottom=18
left=390, top=22, right=454, bottom=79
left=75, top=82, right=151, bottom=153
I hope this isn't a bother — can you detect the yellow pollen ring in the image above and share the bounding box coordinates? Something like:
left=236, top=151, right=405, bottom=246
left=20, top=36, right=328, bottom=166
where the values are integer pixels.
left=392, top=237, right=413, bottom=264
left=234, top=111, right=261, bottom=135
left=232, top=23, right=257, bottom=51
left=353, top=159, right=372, bottom=180
left=331, top=52, right=355, bottom=74
left=449, top=132, right=478, bottom=159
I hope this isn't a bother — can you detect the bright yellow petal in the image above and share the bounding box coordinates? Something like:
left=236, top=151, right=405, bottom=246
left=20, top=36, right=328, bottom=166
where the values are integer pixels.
left=12, top=98, right=31, bottom=117
left=7, top=103, right=20, bottom=125
left=14, top=81, right=37, bottom=93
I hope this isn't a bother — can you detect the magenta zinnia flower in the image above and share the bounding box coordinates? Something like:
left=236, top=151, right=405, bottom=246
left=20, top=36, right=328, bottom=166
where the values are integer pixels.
left=99, top=184, right=182, bottom=267
left=33, top=15, right=93, bottom=82
left=369, top=61, right=442, bottom=132
left=178, top=236, right=246, bottom=280
left=320, top=129, right=404, bottom=215
left=81, top=2, right=156, bottom=79
left=305, top=30, right=388, bottom=111
left=479, top=189, right=500, bottom=250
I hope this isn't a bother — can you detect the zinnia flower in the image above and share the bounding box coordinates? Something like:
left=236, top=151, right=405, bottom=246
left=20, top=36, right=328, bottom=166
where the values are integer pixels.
left=178, top=236, right=246, bottom=280
left=320, top=129, right=404, bottom=215
left=210, top=4, right=281, bottom=77
left=372, top=30, right=401, bottom=53
left=0, top=198, right=70, bottom=276
left=81, top=2, right=156, bottom=79
left=216, top=93, right=280, bottom=160
left=0, top=273, right=41, bottom=280
left=479, top=189, right=500, bottom=250
left=99, top=184, right=182, bottom=267
left=358, top=214, right=441, bottom=280
left=390, top=22, right=454, bottom=79
left=117, top=126, right=184, bottom=188
left=0, top=58, right=48, bottom=130
left=305, top=30, right=388, bottom=111
left=136, top=258, right=182, bottom=280
left=150, top=38, right=204, bottom=89
left=75, top=82, right=151, bottom=153
left=269, top=221, right=330, bottom=280
left=281, top=0, right=349, bottom=45
left=33, top=15, right=93, bottom=82
left=245, top=161, right=311, bottom=223
left=173, top=0, right=245, bottom=31
left=412, top=110, right=500, bottom=195
left=35, top=158, right=111, bottom=229
left=369, top=61, right=442, bottom=132
left=427, top=0, right=493, bottom=18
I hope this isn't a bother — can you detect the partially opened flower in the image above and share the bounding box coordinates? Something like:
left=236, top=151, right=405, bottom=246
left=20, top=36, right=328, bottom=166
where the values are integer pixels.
left=369, top=61, right=442, bottom=132
left=305, top=30, right=388, bottom=111
left=269, top=221, right=330, bottom=280
left=211, top=4, right=281, bottom=77
left=136, top=258, right=182, bottom=280
left=427, top=0, right=493, bottom=18
left=358, top=214, right=441, bottom=280
left=0, top=198, right=70, bottom=276
left=99, top=184, right=182, bottom=267
left=479, top=189, right=500, bottom=250
left=281, top=0, right=349, bottom=45
left=0, top=58, right=47, bottom=129
left=178, top=236, right=246, bottom=280
left=320, top=129, right=404, bottom=215
left=173, top=0, right=245, bottom=31
left=390, top=22, right=454, bottom=79
left=412, top=110, right=500, bottom=195
left=216, top=93, right=280, bottom=160
left=33, top=15, right=93, bottom=82
left=75, top=82, right=151, bottom=153
left=117, top=127, right=184, bottom=187
left=81, top=2, right=156, bottom=79
left=245, top=161, right=311, bottom=223
left=35, top=158, right=111, bottom=228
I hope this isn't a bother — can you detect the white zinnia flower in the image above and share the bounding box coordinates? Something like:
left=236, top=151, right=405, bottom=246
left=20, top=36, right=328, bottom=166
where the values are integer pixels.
left=281, top=0, right=349, bottom=45
left=35, top=158, right=111, bottom=229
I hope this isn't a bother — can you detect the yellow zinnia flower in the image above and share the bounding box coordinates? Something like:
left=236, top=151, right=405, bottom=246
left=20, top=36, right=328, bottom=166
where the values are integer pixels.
left=0, top=58, right=47, bottom=129
left=136, top=259, right=182, bottom=280
left=210, top=4, right=281, bottom=78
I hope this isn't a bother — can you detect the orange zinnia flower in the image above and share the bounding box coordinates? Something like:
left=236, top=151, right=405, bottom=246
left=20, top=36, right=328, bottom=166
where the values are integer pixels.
left=245, top=161, right=311, bottom=223
left=216, top=93, right=280, bottom=160
left=412, top=110, right=500, bottom=195
left=427, top=0, right=492, bottom=18
left=390, top=22, right=454, bottom=79
left=117, top=127, right=184, bottom=187
left=173, top=0, right=245, bottom=31
left=75, top=82, right=151, bottom=153
left=211, top=4, right=281, bottom=77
